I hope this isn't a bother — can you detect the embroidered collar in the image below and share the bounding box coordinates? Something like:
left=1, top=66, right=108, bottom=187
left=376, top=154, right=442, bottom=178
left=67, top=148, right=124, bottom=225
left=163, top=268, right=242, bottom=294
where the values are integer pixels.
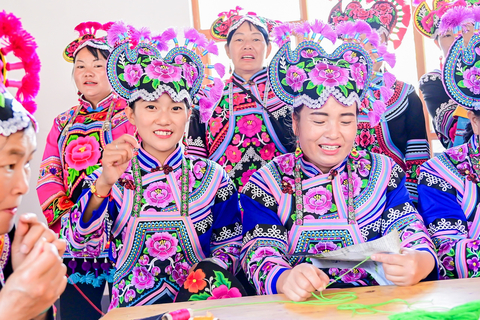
left=137, top=144, right=183, bottom=172
left=78, top=93, right=115, bottom=113
left=300, top=156, right=348, bottom=179
left=231, top=68, right=268, bottom=85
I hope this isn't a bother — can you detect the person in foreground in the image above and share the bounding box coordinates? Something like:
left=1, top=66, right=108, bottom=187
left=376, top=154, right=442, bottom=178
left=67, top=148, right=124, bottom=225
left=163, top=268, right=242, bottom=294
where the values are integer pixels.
left=63, top=22, right=243, bottom=310
left=418, top=6, right=480, bottom=280
left=240, top=20, right=437, bottom=302
left=0, top=86, right=67, bottom=319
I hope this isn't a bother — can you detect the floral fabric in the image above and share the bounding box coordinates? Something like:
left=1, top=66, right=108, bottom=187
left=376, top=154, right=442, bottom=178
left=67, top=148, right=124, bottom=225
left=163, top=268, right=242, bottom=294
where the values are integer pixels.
left=418, top=135, right=480, bottom=279
left=187, top=69, right=295, bottom=192
left=355, top=79, right=430, bottom=203
left=63, top=146, right=242, bottom=309
left=241, top=151, right=437, bottom=295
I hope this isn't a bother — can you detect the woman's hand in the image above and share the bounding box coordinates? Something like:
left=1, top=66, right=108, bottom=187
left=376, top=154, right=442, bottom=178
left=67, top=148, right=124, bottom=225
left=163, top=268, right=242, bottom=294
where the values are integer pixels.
left=276, top=263, right=330, bottom=302
left=97, top=134, right=139, bottom=189
left=11, top=213, right=66, bottom=271
left=371, top=248, right=435, bottom=286
left=0, top=238, right=67, bottom=320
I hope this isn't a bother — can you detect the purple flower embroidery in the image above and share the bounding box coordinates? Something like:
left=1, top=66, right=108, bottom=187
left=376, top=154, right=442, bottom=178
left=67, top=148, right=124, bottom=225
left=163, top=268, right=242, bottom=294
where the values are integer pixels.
left=174, top=169, right=196, bottom=192
left=125, top=289, right=136, bottom=302
left=357, top=158, right=371, bottom=177
left=350, top=63, right=367, bottom=90
left=303, top=186, right=333, bottom=215
left=308, top=62, right=349, bottom=87
left=443, top=256, right=455, bottom=271
left=463, top=66, right=480, bottom=95
left=144, top=181, right=173, bottom=208
left=145, top=60, right=182, bottom=83
left=175, top=55, right=187, bottom=65
left=108, top=286, right=119, bottom=311
left=301, top=49, right=319, bottom=58
left=124, top=64, right=144, bottom=87
left=145, top=232, right=178, bottom=261
left=340, top=268, right=367, bottom=282
left=193, top=161, right=207, bottom=179
left=339, top=171, right=362, bottom=198
left=152, top=266, right=161, bottom=276
left=172, top=262, right=189, bottom=286
left=446, top=145, right=468, bottom=162
left=285, top=66, right=307, bottom=92
left=276, top=153, right=295, bottom=175
left=131, top=266, right=155, bottom=290
left=457, top=162, right=472, bottom=172
left=139, top=255, right=150, bottom=266
left=438, top=242, right=453, bottom=256
left=308, top=241, right=338, bottom=254
left=182, top=63, right=198, bottom=88
left=251, top=247, right=281, bottom=262
left=467, top=240, right=480, bottom=251
left=343, top=50, right=359, bottom=63
left=467, top=257, right=480, bottom=272
left=402, top=231, right=413, bottom=241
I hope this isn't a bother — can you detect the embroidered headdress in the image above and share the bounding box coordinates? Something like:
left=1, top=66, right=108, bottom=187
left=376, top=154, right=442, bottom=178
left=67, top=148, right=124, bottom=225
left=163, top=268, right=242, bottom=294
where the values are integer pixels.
left=413, top=0, right=473, bottom=39
left=64, top=21, right=113, bottom=62
left=268, top=20, right=395, bottom=126
left=210, top=6, right=279, bottom=41
left=106, top=22, right=224, bottom=122
left=328, top=0, right=411, bottom=49
left=0, top=10, right=40, bottom=115
left=442, top=6, right=480, bottom=109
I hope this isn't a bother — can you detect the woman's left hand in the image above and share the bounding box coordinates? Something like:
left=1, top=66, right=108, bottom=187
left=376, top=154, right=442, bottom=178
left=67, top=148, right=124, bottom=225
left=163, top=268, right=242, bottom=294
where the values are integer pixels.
left=371, top=248, right=435, bottom=286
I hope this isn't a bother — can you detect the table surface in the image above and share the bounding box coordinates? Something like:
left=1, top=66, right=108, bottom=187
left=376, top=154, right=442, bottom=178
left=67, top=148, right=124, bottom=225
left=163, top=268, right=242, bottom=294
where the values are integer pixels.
left=102, top=278, right=480, bottom=320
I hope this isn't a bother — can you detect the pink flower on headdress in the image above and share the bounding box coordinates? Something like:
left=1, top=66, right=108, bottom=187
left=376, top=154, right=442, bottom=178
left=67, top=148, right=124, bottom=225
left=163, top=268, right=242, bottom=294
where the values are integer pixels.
left=343, top=51, right=359, bottom=63
left=379, top=14, right=393, bottom=27
left=463, top=67, right=480, bottom=95
left=350, top=63, right=367, bottom=90
left=182, top=63, right=198, bottom=88
left=308, top=62, right=348, bottom=88
left=304, top=186, right=333, bottom=215
left=446, top=145, right=468, bottom=162
left=124, top=64, right=144, bottom=87
left=145, top=60, right=181, bottom=83
left=237, top=114, right=262, bottom=137
left=175, top=55, right=187, bottom=65
left=301, top=49, right=318, bottom=58
left=285, top=66, right=307, bottom=92
left=65, top=136, right=101, bottom=171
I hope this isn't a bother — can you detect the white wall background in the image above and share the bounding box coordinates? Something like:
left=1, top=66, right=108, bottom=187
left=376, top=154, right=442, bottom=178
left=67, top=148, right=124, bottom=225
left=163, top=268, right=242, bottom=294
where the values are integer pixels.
left=2, top=0, right=193, bottom=222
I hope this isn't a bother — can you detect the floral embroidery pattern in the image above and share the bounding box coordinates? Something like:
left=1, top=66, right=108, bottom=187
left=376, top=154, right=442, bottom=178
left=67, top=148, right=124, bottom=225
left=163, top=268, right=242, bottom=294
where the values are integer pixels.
left=145, top=232, right=179, bottom=261
left=303, top=186, right=333, bottom=215
left=65, top=135, right=101, bottom=171
left=144, top=182, right=173, bottom=208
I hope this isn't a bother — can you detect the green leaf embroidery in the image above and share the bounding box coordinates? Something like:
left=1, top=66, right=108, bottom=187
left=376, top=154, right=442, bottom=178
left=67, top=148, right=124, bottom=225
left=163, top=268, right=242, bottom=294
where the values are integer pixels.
left=281, top=78, right=288, bottom=86
left=188, top=292, right=211, bottom=301
left=345, top=82, right=354, bottom=90
left=326, top=184, right=333, bottom=192
left=361, top=179, right=368, bottom=188
left=173, top=81, right=181, bottom=92
left=152, top=78, right=160, bottom=89
left=178, top=78, right=185, bottom=86
left=194, top=180, right=201, bottom=189
left=249, top=163, right=257, bottom=170
left=261, top=125, right=267, bottom=132
left=339, top=85, right=348, bottom=97
left=66, top=135, right=79, bottom=145
left=137, top=57, right=141, bottom=63
left=458, top=80, right=467, bottom=88
left=239, top=148, right=245, bottom=152
left=330, top=203, right=337, bottom=212
left=143, top=76, right=152, bottom=83
left=316, top=84, right=324, bottom=96
left=279, top=69, right=287, bottom=74
left=67, top=168, right=79, bottom=185
left=306, top=62, right=315, bottom=68
left=306, top=81, right=316, bottom=90
left=91, top=132, right=100, bottom=142
left=117, top=64, right=125, bottom=70
left=118, top=73, right=125, bottom=81
left=86, top=164, right=100, bottom=176
left=213, top=270, right=232, bottom=288
left=297, top=61, right=305, bottom=69
left=0, top=93, right=4, bottom=108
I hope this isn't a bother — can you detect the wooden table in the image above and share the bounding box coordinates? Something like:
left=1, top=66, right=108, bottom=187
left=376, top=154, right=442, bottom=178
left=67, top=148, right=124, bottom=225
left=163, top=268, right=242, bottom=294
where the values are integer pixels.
left=102, top=278, right=480, bottom=319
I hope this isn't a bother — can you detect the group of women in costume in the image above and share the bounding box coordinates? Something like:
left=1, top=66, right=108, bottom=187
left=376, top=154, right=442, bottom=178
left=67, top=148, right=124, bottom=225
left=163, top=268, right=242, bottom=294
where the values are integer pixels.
left=1, top=0, right=480, bottom=319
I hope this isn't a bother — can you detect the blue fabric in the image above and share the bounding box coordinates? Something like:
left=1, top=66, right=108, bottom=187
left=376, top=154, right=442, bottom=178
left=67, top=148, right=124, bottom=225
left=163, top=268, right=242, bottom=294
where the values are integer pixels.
left=453, top=116, right=469, bottom=147
left=240, top=193, right=282, bottom=235
left=417, top=183, right=465, bottom=226
left=78, top=189, right=109, bottom=229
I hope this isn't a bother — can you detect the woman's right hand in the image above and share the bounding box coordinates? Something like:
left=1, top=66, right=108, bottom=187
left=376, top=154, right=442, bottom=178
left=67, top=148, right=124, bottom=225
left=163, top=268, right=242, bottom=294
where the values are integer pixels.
left=97, top=134, right=139, bottom=189
left=276, top=263, right=330, bottom=302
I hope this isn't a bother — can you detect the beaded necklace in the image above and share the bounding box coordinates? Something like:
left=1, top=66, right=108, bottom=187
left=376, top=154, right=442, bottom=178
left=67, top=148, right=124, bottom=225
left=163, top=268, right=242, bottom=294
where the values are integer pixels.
left=61, top=96, right=116, bottom=136
left=130, top=150, right=190, bottom=218
left=294, top=151, right=357, bottom=225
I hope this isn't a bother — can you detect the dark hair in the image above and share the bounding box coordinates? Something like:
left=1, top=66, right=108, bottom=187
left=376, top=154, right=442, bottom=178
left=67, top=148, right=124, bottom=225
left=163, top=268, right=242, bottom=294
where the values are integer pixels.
left=73, top=46, right=109, bottom=62
left=128, top=97, right=191, bottom=111
left=226, top=21, right=270, bottom=46
left=464, top=109, right=479, bottom=142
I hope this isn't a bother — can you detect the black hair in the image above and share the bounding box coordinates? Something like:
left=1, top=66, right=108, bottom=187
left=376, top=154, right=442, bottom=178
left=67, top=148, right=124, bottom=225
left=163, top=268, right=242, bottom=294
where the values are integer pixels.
left=226, top=21, right=270, bottom=46
left=128, top=97, right=191, bottom=111
left=464, top=109, right=479, bottom=142
left=73, top=46, right=109, bottom=62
